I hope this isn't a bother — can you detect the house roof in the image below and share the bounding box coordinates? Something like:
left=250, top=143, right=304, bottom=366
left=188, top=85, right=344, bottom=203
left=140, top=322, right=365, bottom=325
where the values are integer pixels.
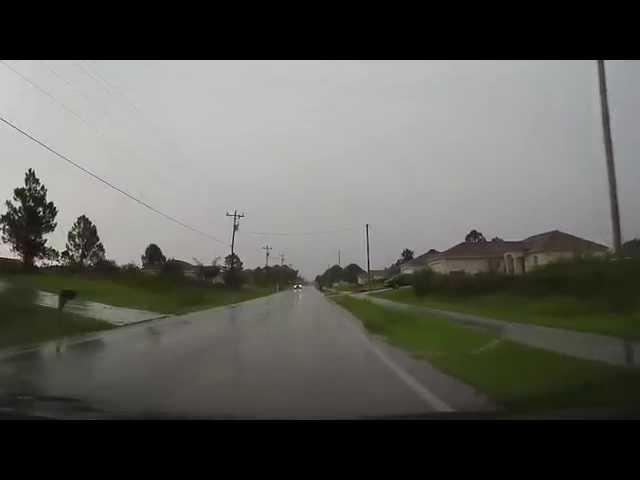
left=521, top=230, right=609, bottom=253
left=0, top=257, right=21, bottom=265
left=404, top=249, right=441, bottom=267
left=437, top=230, right=609, bottom=260
left=144, top=259, right=196, bottom=269
left=170, top=259, right=197, bottom=268
left=440, top=240, right=524, bottom=259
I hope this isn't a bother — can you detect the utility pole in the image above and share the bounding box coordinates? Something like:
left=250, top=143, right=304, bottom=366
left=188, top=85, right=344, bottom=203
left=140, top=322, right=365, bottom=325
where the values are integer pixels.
left=225, top=210, right=245, bottom=266
left=338, top=249, right=341, bottom=267
left=262, top=245, right=272, bottom=267
left=280, top=253, right=285, bottom=266
left=366, top=224, right=371, bottom=288
left=597, top=60, right=623, bottom=255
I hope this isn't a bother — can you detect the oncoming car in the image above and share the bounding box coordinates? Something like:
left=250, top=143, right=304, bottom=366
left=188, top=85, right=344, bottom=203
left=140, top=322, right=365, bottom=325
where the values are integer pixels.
left=293, top=284, right=302, bottom=291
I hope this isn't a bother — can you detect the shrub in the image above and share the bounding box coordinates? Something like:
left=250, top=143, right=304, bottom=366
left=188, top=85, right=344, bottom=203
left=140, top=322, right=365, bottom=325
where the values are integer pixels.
left=410, top=257, right=640, bottom=314
left=91, top=259, right=119, bottom=274
left=412, top=270, right=436, bottom=296
left=223, top=267, right=246, bottom=288
left=121, top=263, right=140, bottom=274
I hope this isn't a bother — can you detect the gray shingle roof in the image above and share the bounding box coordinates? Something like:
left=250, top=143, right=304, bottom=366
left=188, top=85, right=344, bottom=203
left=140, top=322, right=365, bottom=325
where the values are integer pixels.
left=438, top=230, right=608, bottom=259
left=521, top=230, right=608, bottom=253
left=404, top=249, right=441, bottom=266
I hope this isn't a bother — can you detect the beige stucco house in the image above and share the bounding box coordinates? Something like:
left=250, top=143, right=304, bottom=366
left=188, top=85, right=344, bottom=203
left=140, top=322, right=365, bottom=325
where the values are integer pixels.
left=413, top=230, right=609, bottom=276
left=399, top=249, right=440, bottom=275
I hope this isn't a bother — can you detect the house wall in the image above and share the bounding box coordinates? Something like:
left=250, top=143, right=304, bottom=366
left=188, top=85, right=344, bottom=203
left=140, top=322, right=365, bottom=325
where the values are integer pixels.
left=184, top=269, right=198, bottom=279
left=448, top=258, right=492, bottom=274
left=428, top=258, right=491, bottom=275
left=428, top=259, right=448, bottom=274
left=524, top=250, right=606, bottom=271
left=401, top=264, right=430, bottom=275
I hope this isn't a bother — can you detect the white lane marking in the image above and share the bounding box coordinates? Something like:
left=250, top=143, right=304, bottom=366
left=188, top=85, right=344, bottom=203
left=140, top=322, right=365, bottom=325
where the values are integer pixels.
left=360, top=335, right=454, bottom=412
left=331, top=301, right=454, bottom=412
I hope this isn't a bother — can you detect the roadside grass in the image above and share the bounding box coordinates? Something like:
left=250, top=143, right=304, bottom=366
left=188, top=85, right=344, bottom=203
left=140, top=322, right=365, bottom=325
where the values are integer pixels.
left=374, top=288, right=640, bottom=340
left=6, top=272, right=273, bottom=315
left=0, top=285, right=112, bottom=349
left=332, top=283, right=360, bottom=292
left=333, top=295, right=640, bottom=413
left=325, top=281, right=386, bottom=294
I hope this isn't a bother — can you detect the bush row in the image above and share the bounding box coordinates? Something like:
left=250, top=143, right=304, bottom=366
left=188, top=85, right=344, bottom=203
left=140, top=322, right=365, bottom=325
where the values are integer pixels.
left=411, top=257, right=640, bottom=313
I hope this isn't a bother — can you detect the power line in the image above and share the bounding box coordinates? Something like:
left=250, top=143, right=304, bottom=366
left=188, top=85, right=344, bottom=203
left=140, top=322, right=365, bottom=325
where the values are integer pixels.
left=0, top=114, right=227, bottom=245
left=246, top=227, right=358, bottom=237
left=74, top=60, right=217, bottom=189
left=0, top=60, right=94, bottom=129
left=5, top=60, right=203, bottom=212
left=40, top=61, right=94, bottom=105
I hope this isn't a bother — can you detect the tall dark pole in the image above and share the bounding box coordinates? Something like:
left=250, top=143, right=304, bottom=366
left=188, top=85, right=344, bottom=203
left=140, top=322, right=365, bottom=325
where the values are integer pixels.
left=226, top=210, right=245, bottom=266
left=597, top=60, right=623, bottom=255
left=338, top=249, right=341, bottom=267
left=262, top=245, right=272, bottom=267
left=366, top=224, right=371, bottom=287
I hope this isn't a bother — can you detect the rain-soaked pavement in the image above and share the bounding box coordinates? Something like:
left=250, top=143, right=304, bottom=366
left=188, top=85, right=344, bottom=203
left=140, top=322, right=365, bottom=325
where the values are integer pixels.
left=0, top=287, right=495, bottom=419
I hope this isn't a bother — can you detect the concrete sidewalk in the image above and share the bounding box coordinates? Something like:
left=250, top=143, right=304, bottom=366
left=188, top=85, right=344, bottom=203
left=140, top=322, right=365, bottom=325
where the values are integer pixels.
left=1, top=278, right=166, bottom=327
left=354, top=293, right=640, bottom=368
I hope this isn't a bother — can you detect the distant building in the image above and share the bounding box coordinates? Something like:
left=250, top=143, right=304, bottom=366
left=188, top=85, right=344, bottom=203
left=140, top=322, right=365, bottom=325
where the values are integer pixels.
left=142, top=259, right=198, bottom=278
left=0, top=256, right=22, bottom=272
left=412, top=230, right=608, bottom=276
left=356, top=269, right=388, bottom=285
left=400, top=249, right=440, bottom=275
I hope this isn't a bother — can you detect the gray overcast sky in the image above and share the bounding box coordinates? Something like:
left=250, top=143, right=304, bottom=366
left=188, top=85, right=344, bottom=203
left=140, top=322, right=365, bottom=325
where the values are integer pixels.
left=1, top=60, right=639, bottom=278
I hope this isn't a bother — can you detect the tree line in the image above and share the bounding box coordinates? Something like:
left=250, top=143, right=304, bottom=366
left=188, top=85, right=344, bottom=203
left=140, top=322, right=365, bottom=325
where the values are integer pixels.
left=0, top=168, right=302, bottom=289
left=0, top=169, right=106, bottom=269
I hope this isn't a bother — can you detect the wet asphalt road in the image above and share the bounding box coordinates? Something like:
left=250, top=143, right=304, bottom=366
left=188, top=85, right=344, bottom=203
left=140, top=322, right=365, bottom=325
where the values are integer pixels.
left=0, top=288, right=493, bottom=419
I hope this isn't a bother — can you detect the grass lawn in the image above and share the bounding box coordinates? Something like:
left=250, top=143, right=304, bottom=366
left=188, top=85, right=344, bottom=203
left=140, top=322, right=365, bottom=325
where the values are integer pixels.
left=334, top=295, right=640, bottom=413
left=326, top=282, right=386, bottom=294
left=0, top=285, right=112, bottom=349
left=373, top=288, right=640, bottom=340
left=6, top=273, right=273, bottom=315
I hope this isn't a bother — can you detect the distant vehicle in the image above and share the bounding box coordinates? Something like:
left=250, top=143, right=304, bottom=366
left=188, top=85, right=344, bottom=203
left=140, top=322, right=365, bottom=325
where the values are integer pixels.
left=294, top=284, right=302, bottom=290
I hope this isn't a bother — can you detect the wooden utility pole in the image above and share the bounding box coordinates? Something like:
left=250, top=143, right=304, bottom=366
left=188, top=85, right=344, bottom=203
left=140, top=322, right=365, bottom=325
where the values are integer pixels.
left=262, top=245, right=272, bottom=267
left=597, top=60, right=623, bottom=255
left=225, top=210, right=245, bottom=265
left=366, top=224, right=371, bottom=287
left=338, top=249, right=341, bottom=266
left=280, top=253, right=285, bottom=266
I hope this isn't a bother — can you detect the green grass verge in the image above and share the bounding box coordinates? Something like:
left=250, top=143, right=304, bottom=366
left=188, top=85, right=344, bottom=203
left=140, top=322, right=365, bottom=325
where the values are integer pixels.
left=0, top=285, right=112, bottom=349
left=334, top=295, right=640, bottom=413
left=6, top=273, right=273, bottom=315
left=374, top=288, right=640, bottom=340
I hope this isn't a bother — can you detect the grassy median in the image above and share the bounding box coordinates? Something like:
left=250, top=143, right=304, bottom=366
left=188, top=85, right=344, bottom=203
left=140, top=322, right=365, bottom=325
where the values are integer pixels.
left=334, top=295, right=640, bottom=413
left=9, top=272, right=272, bottom=315
left=0, top=285, right=112, bottom=349
left=374, top=288, right=640, bottom=340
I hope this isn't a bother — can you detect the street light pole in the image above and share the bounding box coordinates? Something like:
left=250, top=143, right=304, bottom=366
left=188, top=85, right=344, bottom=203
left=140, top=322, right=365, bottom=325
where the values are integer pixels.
left=597, top=60, right=623, bottom=255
